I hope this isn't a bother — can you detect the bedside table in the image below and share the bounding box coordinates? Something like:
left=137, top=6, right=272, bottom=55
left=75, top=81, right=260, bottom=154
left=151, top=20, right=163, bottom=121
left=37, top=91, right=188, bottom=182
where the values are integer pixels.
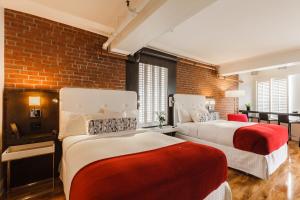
left=2, top=141, right=55, bottom=192
left=150, top=125, right=179, bottom=136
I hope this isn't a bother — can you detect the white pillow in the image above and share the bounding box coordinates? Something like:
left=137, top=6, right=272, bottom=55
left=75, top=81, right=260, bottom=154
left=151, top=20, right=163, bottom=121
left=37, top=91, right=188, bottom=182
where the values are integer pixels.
left=59, top=111, right=87, bottom=140
left=99, top=107, right=123, bottom=118
left=59, top=109, right=139, bottom=139
left=178, top=107, right=192, bottom=123
left=198, top=106, right=209, bottom=114
left=122, top=109, right=138, bottom=118
left=99, top=107, right=138, bottom=118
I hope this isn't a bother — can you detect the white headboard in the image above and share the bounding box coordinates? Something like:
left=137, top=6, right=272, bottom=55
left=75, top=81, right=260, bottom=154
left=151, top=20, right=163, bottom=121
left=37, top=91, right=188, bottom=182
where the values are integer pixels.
left=173, top=94, right=206, bottom=126
left=59, top=87, right=137, bottom=125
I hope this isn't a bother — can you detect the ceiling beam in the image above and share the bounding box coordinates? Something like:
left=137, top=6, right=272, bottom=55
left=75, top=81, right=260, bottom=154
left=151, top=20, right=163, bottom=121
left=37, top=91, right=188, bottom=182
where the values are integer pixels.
left=109, top=0, right=217, bottom=55
left=219, top=48, right=300, bottom=76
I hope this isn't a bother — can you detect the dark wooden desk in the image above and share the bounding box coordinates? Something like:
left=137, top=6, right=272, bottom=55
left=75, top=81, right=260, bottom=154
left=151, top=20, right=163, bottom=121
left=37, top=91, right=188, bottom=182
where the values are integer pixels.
left=239, top=110, right=300, bottom=117
left=240, top=110, right=300, bottom=145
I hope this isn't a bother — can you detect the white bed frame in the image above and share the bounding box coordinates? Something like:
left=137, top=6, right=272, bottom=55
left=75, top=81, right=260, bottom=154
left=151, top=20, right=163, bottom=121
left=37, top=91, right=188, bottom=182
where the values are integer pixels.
left=173, top=94, right=288, bottom=179
left=59, top=88, right=231, bottom=200
left=59, top=87, right=137, bottom=115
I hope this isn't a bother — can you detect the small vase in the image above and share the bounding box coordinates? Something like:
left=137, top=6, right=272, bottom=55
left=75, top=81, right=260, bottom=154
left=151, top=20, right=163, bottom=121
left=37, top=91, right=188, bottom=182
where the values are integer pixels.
left=158, top=122, right=163, bottom=129
left=246, top=107, right=250, bottom=111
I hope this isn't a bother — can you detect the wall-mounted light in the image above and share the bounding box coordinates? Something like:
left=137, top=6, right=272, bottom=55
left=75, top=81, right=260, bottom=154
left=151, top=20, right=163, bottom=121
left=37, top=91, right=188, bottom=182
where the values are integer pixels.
left=52, top=98, right=59, bottom=103
left=29, top=96, right=40, bottom=106
left=29, top=96, right=41, bottom=118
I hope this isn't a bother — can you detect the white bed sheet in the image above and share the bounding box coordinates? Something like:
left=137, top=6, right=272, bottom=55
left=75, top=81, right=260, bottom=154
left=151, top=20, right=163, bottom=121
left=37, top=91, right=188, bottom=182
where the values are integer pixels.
left=177, top=120, right=256, bottom=147
left=61, top=131, right=232, bottom=200
left=205, top=182, right=232, bottom=200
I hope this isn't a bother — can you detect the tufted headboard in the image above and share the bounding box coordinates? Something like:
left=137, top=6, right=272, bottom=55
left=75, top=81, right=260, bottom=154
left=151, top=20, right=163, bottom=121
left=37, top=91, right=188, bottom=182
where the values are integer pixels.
left=59, top=88, right=137, bottom=127
left=173, top=94, right=206, bottom=126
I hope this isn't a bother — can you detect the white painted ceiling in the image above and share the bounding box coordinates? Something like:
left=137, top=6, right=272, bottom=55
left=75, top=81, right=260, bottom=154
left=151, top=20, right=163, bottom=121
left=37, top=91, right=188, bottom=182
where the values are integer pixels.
left=149, top=0, right=300, bottom=65
left=3, top=0, right=300, bottom=74
left=30, top=0, right=146, bottom=30
left=2, top=0, right=150, bottom=36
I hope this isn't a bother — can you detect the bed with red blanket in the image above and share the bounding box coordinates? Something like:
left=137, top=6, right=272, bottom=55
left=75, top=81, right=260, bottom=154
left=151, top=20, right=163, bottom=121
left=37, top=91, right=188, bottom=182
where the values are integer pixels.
left=176, top=120, right=288, bottom=179
left=61, top=131, right=232, bottom=200
left=172, top=93, right=288, bottom=179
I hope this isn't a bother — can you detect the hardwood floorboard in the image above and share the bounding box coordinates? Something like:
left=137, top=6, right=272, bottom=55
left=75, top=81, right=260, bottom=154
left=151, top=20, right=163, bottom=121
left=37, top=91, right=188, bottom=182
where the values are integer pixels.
left=228, top=141, right=300, bottom=200
left=4, top=142, right=300, bottom=200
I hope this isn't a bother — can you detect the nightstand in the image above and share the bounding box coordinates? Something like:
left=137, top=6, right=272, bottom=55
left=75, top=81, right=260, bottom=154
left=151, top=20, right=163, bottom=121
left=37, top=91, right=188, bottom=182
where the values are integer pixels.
left=2, top=141, right=55, bottom=192
left=150, top=125, right=179, bottom=136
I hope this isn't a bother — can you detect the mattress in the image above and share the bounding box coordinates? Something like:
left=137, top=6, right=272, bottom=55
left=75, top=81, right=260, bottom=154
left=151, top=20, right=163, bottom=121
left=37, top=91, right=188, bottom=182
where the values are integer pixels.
left=61, top=131, right=184, bottom=199
left=176, top=132, right=288, bottom=179
left=177, top=120, right=256, bottom=147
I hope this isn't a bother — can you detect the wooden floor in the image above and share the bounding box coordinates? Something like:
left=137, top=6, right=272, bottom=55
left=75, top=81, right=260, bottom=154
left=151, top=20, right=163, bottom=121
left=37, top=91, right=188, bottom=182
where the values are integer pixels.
left=4, top=141, right=300, bottom=200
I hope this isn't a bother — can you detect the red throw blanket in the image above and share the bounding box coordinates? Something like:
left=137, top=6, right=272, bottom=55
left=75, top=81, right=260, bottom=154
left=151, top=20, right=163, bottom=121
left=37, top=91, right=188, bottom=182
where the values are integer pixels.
left=70, top=142, right=227, bottom=200
left=233, top=124, right=288, bottom=155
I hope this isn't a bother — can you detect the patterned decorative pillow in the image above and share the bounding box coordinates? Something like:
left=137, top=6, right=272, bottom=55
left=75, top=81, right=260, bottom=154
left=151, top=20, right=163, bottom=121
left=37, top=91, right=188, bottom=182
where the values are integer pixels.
left=87, top=117, right=137, bottom=135
left=198, top=112, right=209, bottom=122
left=191, top=111, right=219, bottom=122
left=208, top=112, right=219, bottom=121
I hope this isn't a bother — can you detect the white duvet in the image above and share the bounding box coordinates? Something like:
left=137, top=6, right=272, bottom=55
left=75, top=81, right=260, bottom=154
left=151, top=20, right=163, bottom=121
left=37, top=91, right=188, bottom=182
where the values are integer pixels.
left=61, top=131, right=184, bottom=199
left=177, top=120, right=256, bottom=147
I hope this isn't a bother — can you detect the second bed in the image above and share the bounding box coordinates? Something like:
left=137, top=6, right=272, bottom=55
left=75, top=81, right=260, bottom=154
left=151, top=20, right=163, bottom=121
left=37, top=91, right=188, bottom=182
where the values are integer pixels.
left=173, top=94, right=288, bottom=179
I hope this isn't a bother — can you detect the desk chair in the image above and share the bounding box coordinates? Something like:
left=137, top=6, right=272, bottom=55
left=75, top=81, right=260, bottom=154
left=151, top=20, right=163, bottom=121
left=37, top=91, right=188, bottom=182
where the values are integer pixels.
left=278, top=114, right=300, bottom=142
left=241, top=111, right=259, bottom=122
left=258, top=113, right=278, bottom=124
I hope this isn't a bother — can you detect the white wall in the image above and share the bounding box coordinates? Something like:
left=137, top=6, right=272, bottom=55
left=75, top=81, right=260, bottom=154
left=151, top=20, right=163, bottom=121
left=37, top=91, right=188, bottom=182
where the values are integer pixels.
left=0, top=6, right=4, bottom=195
left=239, top=73, right=255, bottom=110
left=289, top=74, right=300, bottom=113
left=238, top=66, right=300, bottom=141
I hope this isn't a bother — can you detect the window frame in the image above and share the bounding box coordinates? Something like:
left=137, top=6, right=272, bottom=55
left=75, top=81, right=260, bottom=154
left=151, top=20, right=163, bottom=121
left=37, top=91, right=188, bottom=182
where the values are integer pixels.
left=138, top=62, right=169, bottom=128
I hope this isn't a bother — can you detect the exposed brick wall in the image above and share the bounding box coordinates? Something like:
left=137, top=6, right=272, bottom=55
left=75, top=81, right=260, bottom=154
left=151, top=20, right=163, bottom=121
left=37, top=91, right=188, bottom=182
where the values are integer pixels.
left=4, top=9, right=125, bottom=90
left=176, top=59, right=239, bottom=119
left=4, top=9, right=238, bottom=118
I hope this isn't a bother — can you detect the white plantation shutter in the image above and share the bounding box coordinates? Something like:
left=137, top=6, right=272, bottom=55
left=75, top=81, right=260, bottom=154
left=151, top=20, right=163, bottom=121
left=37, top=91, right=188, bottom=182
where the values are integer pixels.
left=257, top=81, right=270, bottom=112
left=256, top=78, right=288, bottom=113
left=271, top=78, right=288, bottom=113
left=138, top=63, right=168, bottom=127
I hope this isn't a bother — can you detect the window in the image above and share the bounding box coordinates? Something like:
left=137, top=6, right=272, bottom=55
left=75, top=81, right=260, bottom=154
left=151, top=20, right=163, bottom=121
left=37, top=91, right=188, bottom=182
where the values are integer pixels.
left=138, top=63, right=168, bottom=127
left=256, top=78, right=288, bottom=112
left=257, top=81, right=270, bottom=112
left=271, top=78, right=288, bottom=113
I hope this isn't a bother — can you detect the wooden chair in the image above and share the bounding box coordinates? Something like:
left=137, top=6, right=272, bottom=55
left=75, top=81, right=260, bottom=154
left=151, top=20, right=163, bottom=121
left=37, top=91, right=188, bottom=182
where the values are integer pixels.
left=258, top=113, right=277, bottom=124
left=241, top=111, right=259, bottom=122
left=277, top=114, right=300, bottom=141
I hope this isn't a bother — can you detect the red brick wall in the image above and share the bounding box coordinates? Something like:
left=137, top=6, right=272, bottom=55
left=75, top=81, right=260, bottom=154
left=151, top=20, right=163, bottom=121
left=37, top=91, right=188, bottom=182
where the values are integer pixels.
left=4, top=9, right=125, bottom=90
left=4, top=9, right=238, bottom=118
left=176, top=59, right=239, bottom=119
